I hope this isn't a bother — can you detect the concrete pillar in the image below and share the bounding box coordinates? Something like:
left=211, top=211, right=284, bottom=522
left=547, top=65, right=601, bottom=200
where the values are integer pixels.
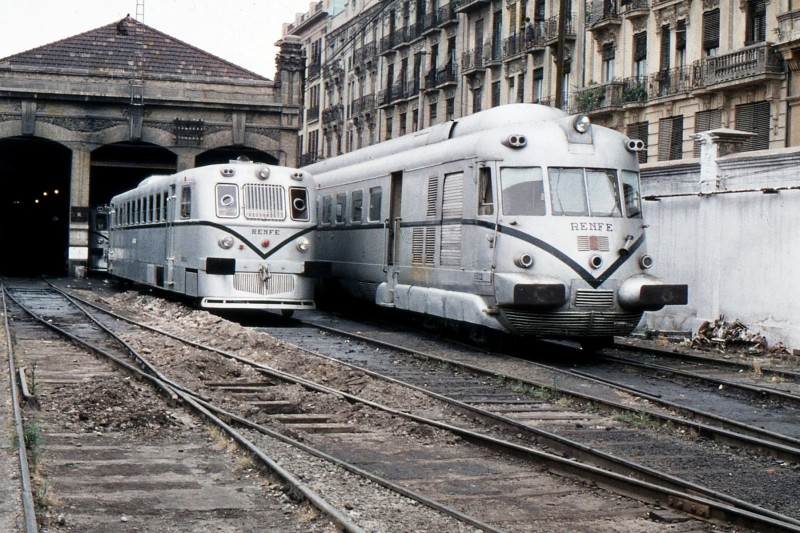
left=67, top=144, right=91, bottom=276
left=694, top=128, right=755, bottom=194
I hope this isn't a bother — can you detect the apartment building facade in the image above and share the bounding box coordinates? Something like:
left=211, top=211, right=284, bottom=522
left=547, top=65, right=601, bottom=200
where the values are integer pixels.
left=283, top=0, right=800, bottom=165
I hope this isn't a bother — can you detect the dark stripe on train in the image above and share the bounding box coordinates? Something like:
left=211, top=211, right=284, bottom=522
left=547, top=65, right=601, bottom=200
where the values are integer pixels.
left=318, top=218, right=643, bottom=289
left=111, top=221, right=315, bottom=260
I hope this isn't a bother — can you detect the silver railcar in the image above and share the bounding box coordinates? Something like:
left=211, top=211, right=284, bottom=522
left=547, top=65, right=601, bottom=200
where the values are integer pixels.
left=305, top=104, right=687, bottom=343
left=108, top=160, right=322, bottom=313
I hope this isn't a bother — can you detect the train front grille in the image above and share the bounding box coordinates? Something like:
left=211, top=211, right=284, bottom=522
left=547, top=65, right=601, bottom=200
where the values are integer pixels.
left=574, top=290, right=615, bottom=308
left=501, top=309, right=643, bottom=337
left=233, top=273, right=295, bottom=295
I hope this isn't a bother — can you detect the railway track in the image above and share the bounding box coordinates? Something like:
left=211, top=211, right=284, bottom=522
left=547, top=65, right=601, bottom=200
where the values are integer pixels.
left=52, top=281, right=800, bottom=531
left=253, top=309, right=800, bottom=528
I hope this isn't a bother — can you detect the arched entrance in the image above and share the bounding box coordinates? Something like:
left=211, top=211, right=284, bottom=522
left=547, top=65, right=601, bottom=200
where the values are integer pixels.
left=90, top=142, right=178, bottom=207
left=196, top=146, right=278, bottom=167
left=0, top=137, right=71, bottom=276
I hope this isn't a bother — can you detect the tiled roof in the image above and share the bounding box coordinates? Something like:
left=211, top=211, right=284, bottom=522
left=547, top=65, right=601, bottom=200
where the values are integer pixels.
left=0, top=17, right=268, bottom=81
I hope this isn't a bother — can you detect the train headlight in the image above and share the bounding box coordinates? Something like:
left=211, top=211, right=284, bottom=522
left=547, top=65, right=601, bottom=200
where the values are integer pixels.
left=574, top=115, right=591, bottom=133
left=257, top=166, right=270, bottom=180
left=218, top=236, right=234, bottom=249
left=296, top=237, right=310, bottom=253
left=514, top=253, right=534, bottom=269
left=639, top=254, right=653, bottom=270
left=291, top=171, right=305, bottom=181
left=589, top=255, right=603, bottom=270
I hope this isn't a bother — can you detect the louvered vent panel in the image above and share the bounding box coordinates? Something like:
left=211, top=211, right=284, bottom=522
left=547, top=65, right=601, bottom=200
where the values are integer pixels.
left=577, top=236, right=610, bottom=252
left=574, top=290, right=615, bottom=308
left=412, top=228, right=425, bottom=264
left=426, top=177, right=438, bottom=217
left=233, top=273, right=295, bottom=295
left=242, top=184, right=286, bottom=220
left=440, top=174, right=463, bottom=266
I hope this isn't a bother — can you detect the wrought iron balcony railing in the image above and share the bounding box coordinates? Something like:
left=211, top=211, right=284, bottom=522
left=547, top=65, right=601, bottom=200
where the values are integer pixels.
left=701, top=42, right=783, bottom=87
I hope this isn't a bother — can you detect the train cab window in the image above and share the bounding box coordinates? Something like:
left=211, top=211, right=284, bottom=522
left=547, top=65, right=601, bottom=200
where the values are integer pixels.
left=549, top=168, right=589, bottom=216
left=162, top=192, right=169, bottom=220
left=501, top=167, right=545, bottom=216
left=478, top=167, right=494, bottom=216
left=335, top=192, right=347, bottom=224
left=154, top=194, right=161, bottom=222
left=321, top=195, right=333, bottom=225
left=136, top=198, right=143, bottom=224
left=289, top=187, right=309, bottom=221
left=621, top=170, right=642, bottom=218
left=585, top=169, right=622, bottom=217
left=368, top=186, right=382, bottom=222
left=351, top=190, right=363, bottom=223
left=216, top=184, right=240, bottom=218
left=180, top=186, right=192, bottom=219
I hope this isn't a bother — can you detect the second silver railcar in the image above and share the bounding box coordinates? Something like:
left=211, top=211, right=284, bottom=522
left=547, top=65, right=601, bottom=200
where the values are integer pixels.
left=108, top=160, right=323, bottom=313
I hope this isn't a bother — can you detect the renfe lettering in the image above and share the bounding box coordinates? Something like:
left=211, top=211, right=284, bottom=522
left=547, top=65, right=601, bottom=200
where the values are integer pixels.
left=570, top=222, right=614, bottom=232
left=251, top=229, right=281, bottom=235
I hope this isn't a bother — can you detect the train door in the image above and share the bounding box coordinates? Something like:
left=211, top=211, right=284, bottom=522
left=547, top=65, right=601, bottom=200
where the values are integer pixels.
left=440, top=172, right=463, bottom=267
left=165, top=183, right=177, bottom=286
left=381, top=171, right=403, bottom=305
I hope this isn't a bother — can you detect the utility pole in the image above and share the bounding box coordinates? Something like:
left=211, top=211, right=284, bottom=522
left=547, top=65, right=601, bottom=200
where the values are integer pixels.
left=554, top=0, right=567, bottom=110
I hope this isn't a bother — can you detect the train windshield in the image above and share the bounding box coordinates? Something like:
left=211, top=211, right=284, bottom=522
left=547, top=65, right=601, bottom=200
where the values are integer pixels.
left=549, top=168, right=622, bottom=217
left=500, top=167, right=546, bottom=216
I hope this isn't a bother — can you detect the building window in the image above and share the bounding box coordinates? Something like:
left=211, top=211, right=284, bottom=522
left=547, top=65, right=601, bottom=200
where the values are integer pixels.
left=601, top=43, right=615, bottom=83
left=473, top=86, right=483, bottom=113
left=385, top=116, right=393, bottom=141
left=491, top=80, right=501, bottom=107
left=676, top=20, right=687, bottom=71
left=446, top=97, right=455, bottom=120
left=533, top=68, right=543, bottom=102
left=703, top=9, right=720, bottom=57
left=746, top=0, right=766, bottom=45
left=626, top=121, right=649, bottom=164
left=399, top=112, right=407, bottom=136
left=429, top=101, right=438, bottom=123
left=517, top=73, right=525, bottom=103
left=735, top=101, right=771, bottom=151
left=633, top=32, right=647, bottom=80
left=658, top=115, right=683, bottom=161
left=693, top=109, right=722, bottom=156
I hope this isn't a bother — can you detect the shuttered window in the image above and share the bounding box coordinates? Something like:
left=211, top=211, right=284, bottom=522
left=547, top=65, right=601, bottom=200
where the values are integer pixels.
left=693, top=109, right=723, bottom=157
left=634, top=32, right=647, bottom=62
left=440, top=173, right=463, bottom=267
left=626, top=121, right=649, bottom=164
left=676, top=20, right=686, bottom=51
left=735, top=101, right=771, bottom=152
left=660, top=26, right=670, bottom=71
left=658, top=116, right=683, bottom=161
left=747, top=0, right=766, bottom=45
left=703, top=9, right=720, bottom=54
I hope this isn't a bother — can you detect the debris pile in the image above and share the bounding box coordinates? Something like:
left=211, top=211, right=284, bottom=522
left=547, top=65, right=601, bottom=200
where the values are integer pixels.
left=691, top=315, right=790, bottom=356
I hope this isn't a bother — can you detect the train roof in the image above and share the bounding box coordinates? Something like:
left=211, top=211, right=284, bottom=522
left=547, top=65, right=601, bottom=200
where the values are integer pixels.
left=303, top=104, right=567, bottom=177
left=110, top=160, right=313, bottom=203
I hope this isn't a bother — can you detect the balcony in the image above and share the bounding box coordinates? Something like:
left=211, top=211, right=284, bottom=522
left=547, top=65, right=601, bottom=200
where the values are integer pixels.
left=461, top=45, right=487, bottom=73
left=542, top=15, right=576, bottom=46
left=777, top=9, right=800, bottom=70
left=306, top=105, right=320, bottom=123
left=621, top=0, right=649, bottom=19
left=353, top=44, right=377, bottom=67
left=425, top=62, right=459, bottom=89
left=647, top=66, right=697, bottom=99
left=351, top=94, right=375, bottom=116
left=299, top=152, right=319, bottom=167
left=322, top=104, right=343, bottom=125
left=574, top=81, right=623, bottom=115
left=587, top=2, right=621, bottom=31
left=380, top=27, right=411, bottom=54
left=701, top=42, right=783, bottom=90
left=454, top=0, right=492, bottom=14
left=307, top=60, right=322, bottom=79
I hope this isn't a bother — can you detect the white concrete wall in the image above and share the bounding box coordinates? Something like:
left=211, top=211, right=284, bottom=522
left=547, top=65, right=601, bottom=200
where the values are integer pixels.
left=641, top=142, right=800, bottom=350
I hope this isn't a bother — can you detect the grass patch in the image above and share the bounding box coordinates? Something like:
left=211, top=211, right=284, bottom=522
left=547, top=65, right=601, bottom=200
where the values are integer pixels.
left=613, top=410, right=659, bottom=429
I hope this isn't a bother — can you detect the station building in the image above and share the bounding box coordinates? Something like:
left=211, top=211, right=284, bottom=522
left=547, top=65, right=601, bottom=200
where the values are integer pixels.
left=0, top=17, right=304, bottom=276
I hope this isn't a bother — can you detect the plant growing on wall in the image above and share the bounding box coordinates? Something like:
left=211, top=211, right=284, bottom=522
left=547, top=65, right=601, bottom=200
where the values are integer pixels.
left=575, top=82, right=606, bottom=113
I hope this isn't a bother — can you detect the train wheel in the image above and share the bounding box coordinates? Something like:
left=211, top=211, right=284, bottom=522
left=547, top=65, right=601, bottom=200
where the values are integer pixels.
left=281, top=309, right=295, bottom=319
left=580, top=337, right=614, bottom=354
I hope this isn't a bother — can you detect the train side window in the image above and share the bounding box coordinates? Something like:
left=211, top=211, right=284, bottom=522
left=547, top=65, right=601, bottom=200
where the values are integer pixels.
left=321, top=195, right=332, bottom=225
left=351, top=190, right=363, bottom=223
left=478, top=167, right=494, bottom=216
left=368, top=186, right=382, bottom=222
left=136, top=198, right=142, bottom=224
left=180, top=186, right=192, bottom=218
left=216, top=184, right=240, bottom=218
left=335, top=192, right=347, bottom=224
left=549, top=168, right=589, bottom=216
left=501, top=167, right=545, bottom=216
left=162, top=191, right=168, bottom=220
left=621, top=170, right=642, bottom=218
left=289, top=187, right=309, bottom=221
